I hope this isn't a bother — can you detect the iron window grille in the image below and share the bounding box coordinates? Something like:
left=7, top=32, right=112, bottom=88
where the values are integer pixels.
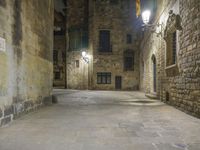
left=97, top=72, right=111, bottom=84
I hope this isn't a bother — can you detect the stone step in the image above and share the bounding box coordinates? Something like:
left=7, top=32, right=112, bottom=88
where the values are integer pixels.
left=145, top=93, right=158, bottom=100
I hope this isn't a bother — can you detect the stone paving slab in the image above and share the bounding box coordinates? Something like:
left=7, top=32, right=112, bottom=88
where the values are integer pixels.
left=0, top=90, right=200, bottom=150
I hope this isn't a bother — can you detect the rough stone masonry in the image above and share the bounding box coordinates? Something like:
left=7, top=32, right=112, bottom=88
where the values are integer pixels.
left=66, top=0, right=140, bottom=90
left=0, top=0, right=54, bottom=126
left=140, top=0, right=200, bottom=118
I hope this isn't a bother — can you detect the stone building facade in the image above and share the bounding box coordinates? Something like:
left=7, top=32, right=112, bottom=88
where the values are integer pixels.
left=0, top=0, right=54, bottom=126
left=66, top=0, right=140, bottom=90
left=53, top=10, right=66, bottom=88
left=66, top=0, right=89, bottom=89
left=140, top=0, right=200, bottom=117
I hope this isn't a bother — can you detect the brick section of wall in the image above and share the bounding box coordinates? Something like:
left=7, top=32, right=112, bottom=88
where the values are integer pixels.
left=0, top=0, right=54, bottom=126
left=140, top=0, right=200, bottom=117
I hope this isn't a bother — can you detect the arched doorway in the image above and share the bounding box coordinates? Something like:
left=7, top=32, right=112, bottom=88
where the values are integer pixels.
left=152, top=55, right=156, bottom=92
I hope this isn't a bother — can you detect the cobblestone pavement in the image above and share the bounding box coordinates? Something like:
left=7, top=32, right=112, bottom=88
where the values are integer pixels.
left=0, top=90, right=200, bottom=150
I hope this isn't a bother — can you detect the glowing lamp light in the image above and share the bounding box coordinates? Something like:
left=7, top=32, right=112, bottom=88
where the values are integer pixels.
left=81, top=50, right=90, bottom=63
left=142, top=10, right=151, bottom=24
left=141, top=10, right=163, bottom=37
left=82, top=51, right=87, bottom=57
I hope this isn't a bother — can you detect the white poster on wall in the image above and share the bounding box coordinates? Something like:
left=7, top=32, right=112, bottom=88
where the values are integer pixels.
left=0, top=37, right=6, bottom=52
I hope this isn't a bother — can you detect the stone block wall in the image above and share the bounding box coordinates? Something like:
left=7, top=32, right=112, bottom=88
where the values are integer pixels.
left=90, top=0, right=140, bottom=90
left=67, top=52, right=89, bottom=89
left=140, top=0, right=200, bottom=117
left=66, top=0, right=140, bottom=90
left=53, top=11, right=66, bottom=88
left=53, top=35, right=66, bottom=87
left=66, top=0, right=89, bottom=89
left=0, top=0, right=54, bottom=126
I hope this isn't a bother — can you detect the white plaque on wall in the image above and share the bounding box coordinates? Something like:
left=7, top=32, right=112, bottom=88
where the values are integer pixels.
left=0, top=37, right=6, bottom=52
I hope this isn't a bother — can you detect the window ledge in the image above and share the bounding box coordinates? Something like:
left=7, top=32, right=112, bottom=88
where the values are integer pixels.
left=165, top=64, right=177, bottom=70
left=98, top=52, right=113, bottom=55
left=165, top=63, right=179, bottom=77
left=124, top=70, right=134, bottom=72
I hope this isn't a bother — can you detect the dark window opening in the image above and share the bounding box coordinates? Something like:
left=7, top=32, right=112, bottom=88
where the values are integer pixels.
left=54, top=27, right=65, bottom=36
left=127, top=34, right=132, bottom=44
left=124, top=57, right=134, bottom=70
left=54, top=72, right=61, bottom=80
left=53, top=50, right=58, bottom=63
left=124, top=50, right=134, bottom=71
left=166, top=30, right=178, bottom=67
left=110, top=0, right=119, bottom=5
left=82, top=31, right=89, bottom=48
left=75, top=60, right=79, bottom=68
left=97, top=72, right=111, bottom=84
left=166, top=92, right=170, bottom=102
left=69, top=28, right=88, bottom=51
left=99, top=30, right=112, bottom=52
left=62, top=52, right=66, bottom=62
left=172, top=31, right=177, bottom=64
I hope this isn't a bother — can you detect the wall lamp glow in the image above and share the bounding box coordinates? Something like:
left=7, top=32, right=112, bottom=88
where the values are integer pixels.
left=81, top=50, right=90, bottom=63
left=142, top=10, right=163, bottom=37
left=142, top=10, right=151, bottom=24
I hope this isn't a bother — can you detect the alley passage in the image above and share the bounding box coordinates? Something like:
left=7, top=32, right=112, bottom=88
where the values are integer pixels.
left=0, top=90, right=200, bottom=150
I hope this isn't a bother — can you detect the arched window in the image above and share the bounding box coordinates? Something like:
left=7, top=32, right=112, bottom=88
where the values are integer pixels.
left=164, top=10, right=182, bottom=76
left=164, top=10, right=182, bottom=67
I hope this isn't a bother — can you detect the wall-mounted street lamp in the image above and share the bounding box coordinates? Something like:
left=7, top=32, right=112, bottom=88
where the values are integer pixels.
left=142, top=10, right=151, bottom=24
left=141, top=10, right=163, bottom=37
left=81, top=50, right=90, bottom=63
